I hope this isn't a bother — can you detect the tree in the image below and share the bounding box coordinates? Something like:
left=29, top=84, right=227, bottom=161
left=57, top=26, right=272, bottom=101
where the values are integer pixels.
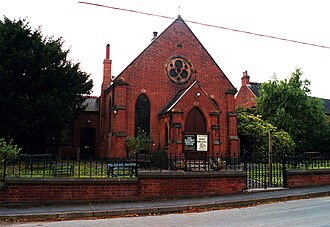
left=256, top=68, right=329, bottom=153
left=237, top=108, right=295, bottom=162
left=0, top=17, right=93, bottom=152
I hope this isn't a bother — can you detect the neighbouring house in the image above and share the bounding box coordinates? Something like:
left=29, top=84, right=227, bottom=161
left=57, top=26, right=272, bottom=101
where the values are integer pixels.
left=323, top=98, right=330, bottom=123
left=59, top=16, right=239, bottom=159
left=235, top=70, right=260, bottom=109
left=235, top=70, right=330, bottom=121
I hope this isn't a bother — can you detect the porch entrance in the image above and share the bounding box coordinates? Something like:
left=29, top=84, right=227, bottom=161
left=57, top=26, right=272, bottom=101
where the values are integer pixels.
left=183, top=107, right=208, bottom=169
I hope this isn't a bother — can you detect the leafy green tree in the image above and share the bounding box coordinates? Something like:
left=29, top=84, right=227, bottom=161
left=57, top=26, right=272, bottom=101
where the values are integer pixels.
left=0, top=17, right=93, bottom=152
left=256, top=68, right=329, bottom=153
left=237, top=108, right=295, bottom=162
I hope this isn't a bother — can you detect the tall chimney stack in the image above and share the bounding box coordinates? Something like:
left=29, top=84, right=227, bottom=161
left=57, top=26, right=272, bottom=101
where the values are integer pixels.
left=106, top=44, right=110, bottom=60
left=102, top=44, right=112, bottom=91
left=241, top=70, right=250, bottom=86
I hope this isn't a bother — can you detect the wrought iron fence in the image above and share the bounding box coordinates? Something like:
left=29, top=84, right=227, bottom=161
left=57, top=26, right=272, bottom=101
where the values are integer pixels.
left=245, top=156, right=284, bottom=189
left=0, top=153, right=243, bottom=180
left=285, top=153, right=330, bottom=170
left=244, top=152, right=330, bottom=189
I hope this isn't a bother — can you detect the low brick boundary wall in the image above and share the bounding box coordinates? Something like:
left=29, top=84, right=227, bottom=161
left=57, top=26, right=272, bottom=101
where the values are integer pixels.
left=0, top=171, right=246, bottom=204
left=285, top=169, right=330, bottom=188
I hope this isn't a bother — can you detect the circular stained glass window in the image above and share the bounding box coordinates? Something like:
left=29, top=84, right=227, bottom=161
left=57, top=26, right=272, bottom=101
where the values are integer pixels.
left=165, top=56, right=193, bottom=84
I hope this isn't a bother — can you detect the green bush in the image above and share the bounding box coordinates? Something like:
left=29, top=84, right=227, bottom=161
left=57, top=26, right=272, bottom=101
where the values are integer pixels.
left=0, top=138, right=21, bottom=162
left=126, top=129, right=153, bottom=156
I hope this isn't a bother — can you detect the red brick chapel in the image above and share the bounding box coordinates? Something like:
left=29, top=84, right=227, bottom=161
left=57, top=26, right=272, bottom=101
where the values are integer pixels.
left=72, top=16, right=239, bottom=158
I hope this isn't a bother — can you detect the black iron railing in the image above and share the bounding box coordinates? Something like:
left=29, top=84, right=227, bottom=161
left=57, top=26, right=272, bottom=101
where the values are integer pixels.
left=244, top=153, right=330, bottom=189
left=285, top=153, right=330, bottom=170
left=245, top=156, right=285, bottom=189
left=0, top=153, right=243, bottom=180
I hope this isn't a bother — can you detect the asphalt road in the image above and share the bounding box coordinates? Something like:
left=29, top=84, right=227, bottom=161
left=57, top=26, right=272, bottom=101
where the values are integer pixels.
left=11, top=196, right=330, bottom=227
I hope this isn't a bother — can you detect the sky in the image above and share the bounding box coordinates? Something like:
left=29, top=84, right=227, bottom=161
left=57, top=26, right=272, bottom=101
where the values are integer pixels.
left=1, top=0, right=330, bottom=99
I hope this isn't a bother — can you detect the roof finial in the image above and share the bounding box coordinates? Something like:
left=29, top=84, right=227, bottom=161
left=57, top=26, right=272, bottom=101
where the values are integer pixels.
left=178, top=5, right=181, bottom=16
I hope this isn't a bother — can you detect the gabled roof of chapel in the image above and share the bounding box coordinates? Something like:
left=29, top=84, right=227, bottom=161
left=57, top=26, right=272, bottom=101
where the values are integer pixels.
left=158, top=80, right=197, bottom=115
left=158, top=80, right=219, bottom=115
left=112, top=15, right=236, bottom=90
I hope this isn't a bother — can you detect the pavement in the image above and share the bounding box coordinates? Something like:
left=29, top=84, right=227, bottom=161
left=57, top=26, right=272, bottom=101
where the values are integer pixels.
left=1, top=185, right=330, bottom=220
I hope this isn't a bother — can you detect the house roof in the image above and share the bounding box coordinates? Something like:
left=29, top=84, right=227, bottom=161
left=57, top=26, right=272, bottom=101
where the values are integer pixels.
left=83, top=97, right=99, bottom=112
left=322, top=98, right=330, bottom=115
left=247, top=82, right=261, bottom=97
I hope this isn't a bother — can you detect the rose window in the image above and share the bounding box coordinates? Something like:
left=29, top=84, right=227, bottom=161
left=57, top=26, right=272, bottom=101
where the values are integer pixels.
left=166, top=56, right=192, bottom=84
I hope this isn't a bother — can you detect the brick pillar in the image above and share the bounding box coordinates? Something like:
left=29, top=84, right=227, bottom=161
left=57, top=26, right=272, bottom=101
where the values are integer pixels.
left=226, top=88, right=239, bottom=157
left=210, top=111, right=221, bottom=155
left=111, top=81, right=128, bottom=158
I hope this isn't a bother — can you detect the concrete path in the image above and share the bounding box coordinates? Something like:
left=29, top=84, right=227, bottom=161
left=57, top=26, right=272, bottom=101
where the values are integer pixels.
left=1, top=185, right=330, bottom=220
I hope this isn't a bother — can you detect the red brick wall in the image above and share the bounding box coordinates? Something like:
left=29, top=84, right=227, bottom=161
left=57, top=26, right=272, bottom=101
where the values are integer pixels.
left=0, top=179, right=138, bottom=203
left=100, top=18, right=238, bottom=157
left=138, top=172, right=246, bottom=199
left=285, top=170, right=330, bottom=188
left=0, top=172, right=246, bottom=204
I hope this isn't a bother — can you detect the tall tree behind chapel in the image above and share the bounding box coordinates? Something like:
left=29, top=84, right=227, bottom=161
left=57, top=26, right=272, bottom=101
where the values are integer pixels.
left=0, top=17, right=93, bottom=152
left=256, top=68, right=330, bottom=153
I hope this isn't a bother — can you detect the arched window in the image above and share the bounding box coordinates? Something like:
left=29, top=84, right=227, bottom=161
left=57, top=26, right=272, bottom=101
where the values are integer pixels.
left=185, top=107, right=206, bottom=132
left=135, top=94, right=150, bottom=136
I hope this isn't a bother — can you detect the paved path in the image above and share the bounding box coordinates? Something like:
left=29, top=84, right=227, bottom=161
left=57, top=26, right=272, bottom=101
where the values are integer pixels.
left=1, top=185, right=330, bottom=220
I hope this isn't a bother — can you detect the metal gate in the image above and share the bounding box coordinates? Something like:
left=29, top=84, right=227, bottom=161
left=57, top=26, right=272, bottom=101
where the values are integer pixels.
left=245, top=156, right=284, bottom=189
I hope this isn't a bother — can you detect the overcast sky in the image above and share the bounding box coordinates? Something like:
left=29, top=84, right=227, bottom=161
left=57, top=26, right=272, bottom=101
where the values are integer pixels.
left=1, top=0, right=330, bottom=99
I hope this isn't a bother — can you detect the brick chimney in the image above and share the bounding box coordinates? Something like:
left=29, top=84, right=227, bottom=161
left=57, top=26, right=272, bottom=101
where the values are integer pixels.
left=102, top=44, right=112, bottom=91
left=241, top=70, right=250, bottom=86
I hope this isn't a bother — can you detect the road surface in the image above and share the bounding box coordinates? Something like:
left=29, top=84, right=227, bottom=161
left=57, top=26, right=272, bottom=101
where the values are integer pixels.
left=10, top=196, right=330, bottom=226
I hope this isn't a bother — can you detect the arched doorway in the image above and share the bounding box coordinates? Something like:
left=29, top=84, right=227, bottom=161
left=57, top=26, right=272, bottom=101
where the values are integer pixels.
left=184, top=108, right=208, bottom=159
left=185, top=107, right=206, bottom=132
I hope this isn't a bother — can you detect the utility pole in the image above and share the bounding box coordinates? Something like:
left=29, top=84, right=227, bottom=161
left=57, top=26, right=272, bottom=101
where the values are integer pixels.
left=268, top=129, right=273, bottom=187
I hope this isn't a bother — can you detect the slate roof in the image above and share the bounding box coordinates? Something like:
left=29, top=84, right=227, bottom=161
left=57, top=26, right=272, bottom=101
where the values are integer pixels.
left=247, top=82, right=261, bottom=97
left=322, top=98, right=330, bottom=115
left=83, top=97, right=99, bottom=112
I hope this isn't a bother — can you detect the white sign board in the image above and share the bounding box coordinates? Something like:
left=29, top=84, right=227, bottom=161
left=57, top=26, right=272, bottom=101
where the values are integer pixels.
left=196, top=134, right=208, bottom=151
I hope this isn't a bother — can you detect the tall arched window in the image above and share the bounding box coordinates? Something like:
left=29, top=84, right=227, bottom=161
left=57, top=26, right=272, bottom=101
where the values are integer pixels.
left=135, top=94, right=150, bottom=136
left=185, top=107, right=206, bottom=132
